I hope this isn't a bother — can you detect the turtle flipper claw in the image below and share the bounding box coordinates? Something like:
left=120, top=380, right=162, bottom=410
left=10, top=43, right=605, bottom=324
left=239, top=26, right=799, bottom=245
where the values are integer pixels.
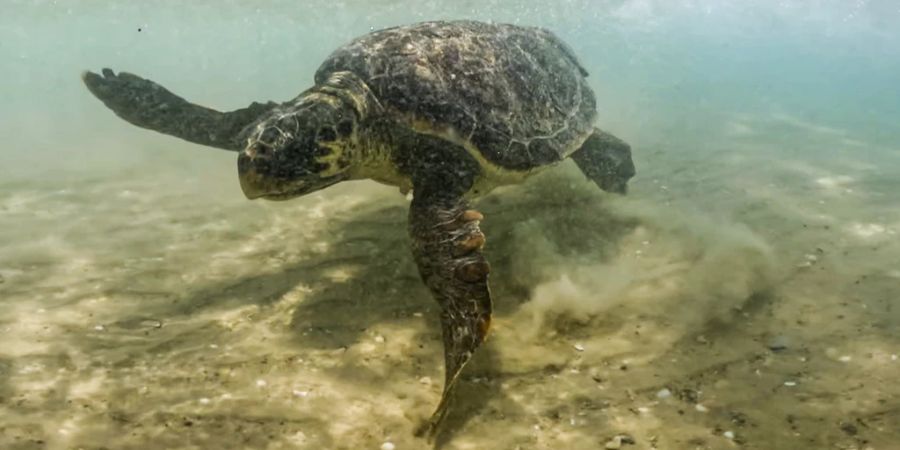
left=82, top=68, right=160, bottom=104
left=409, top=196, right=493, bottom=440
left=81, top=67, right=194, bottom=135
left=81, top=67, right=276, bottom=151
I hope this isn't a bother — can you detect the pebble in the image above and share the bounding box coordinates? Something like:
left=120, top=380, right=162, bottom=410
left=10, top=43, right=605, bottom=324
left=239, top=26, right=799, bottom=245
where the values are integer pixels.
left=695, top=404, right=708, bottom=412
left=604, top=436, right=624, bottom=449
left=93, top=325, right=105, bottom=331
left=256, top=379, right=267, bottom=387
left=573, top=343, right=585, bottom=352
left=892, top=354, right=898, bottom=361
left=838, top=355, right=852, bottom=362
left=292, top=390, right=309, bottom=397
left=784, top=381, right=797, bottom=387
left=723, top=430, right=735, bottom=440
left=380, top=442, right=395, bottom=450
left=656, top=388, right=672, bottom=399
left=198, top=397, right=211, bottom=405
left=767, top=335, right=790, bottom=352
left=604, top=434, right=636, bottom=449
left=374, top=335, right=385, bottom=343
left=140, top=319, right=163, bottom=329
left=418, top=376, right=432, bottom=385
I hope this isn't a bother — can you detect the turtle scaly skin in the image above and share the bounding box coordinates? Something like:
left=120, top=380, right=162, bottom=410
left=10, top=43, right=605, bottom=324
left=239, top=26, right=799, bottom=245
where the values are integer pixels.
left=81, top=20, right=636, bottom=439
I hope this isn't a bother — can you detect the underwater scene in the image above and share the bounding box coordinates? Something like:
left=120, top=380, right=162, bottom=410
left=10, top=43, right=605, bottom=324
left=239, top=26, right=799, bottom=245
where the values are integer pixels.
left=1, top=1, right=899, bottom=449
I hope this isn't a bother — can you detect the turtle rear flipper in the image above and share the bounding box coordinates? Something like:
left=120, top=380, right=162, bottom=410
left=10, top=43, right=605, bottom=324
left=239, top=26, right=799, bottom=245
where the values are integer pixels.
left=571, top=128, right=636, bottom=194
left=408, top=182, right=492, bottom=440
left=82, top=68, right=276, bottom=151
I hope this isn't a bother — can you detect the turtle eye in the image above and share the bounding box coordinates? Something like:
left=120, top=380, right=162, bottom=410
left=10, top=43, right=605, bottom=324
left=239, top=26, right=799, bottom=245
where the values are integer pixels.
left=259, top=127, right=281, bottom=145
left=317, top=127, right=337, bottom=142
left=336, top=120, right=354, bottom=137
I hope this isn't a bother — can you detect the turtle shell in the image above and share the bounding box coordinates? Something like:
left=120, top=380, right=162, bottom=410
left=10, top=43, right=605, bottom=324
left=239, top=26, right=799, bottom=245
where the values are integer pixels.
left=314, top=20, right=597, bottom=171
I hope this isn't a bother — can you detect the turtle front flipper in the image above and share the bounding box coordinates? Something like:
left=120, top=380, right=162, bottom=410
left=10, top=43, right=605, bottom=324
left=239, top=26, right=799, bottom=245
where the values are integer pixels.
left=408, top=191, right=492, bottom=439
left=571, top=128, right=636, bottom=194
left=81, top=68, right=276, bottom=151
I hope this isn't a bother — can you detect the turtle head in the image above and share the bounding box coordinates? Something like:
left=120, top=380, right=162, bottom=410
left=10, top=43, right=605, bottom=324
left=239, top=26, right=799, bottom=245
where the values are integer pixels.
left=237, top=99, right=357, bottom=201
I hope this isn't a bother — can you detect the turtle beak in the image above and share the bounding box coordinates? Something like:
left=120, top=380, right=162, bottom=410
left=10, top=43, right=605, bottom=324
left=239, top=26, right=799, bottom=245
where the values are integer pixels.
left=237, top=149, right=317, bottom=200
left=239, top=170, right=266, bottom=199
left=237, top=150, right=267, bottom=199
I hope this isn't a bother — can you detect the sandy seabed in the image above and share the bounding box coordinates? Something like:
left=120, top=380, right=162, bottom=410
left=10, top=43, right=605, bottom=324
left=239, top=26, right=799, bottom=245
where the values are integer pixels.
left=1, top=113, right=898, bottom=450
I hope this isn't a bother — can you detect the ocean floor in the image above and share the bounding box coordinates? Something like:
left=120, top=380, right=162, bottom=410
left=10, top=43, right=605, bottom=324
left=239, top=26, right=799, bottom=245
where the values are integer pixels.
left=1, top=109, right=898, bottom=450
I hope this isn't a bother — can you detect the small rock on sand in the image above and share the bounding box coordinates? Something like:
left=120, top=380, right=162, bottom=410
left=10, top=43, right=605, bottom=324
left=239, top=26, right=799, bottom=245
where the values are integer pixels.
left=604, top=434, right=636, bottom=449
left=767, top=335, right=790, bottom=352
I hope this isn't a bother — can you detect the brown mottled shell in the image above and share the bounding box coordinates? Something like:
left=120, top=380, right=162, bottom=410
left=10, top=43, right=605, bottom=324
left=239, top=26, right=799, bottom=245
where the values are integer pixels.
left=314, top=20, right=597, bottom=171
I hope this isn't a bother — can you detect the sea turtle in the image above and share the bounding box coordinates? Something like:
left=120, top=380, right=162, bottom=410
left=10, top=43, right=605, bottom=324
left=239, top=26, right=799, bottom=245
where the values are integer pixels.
left=82, top=20, right=635, bottom=437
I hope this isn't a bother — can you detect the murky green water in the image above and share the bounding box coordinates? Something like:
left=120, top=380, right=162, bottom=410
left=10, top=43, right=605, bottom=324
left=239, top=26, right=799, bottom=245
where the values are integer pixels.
left=1, top=1, right=898, bottom=449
